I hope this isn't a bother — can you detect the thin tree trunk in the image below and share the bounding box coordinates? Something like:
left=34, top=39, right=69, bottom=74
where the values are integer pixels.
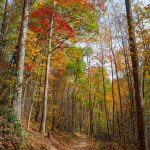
left=27, top=82, right=37, bottom=130
left=35, top=78, right=42, bottom=122
left=71, top=72, right=78, bottom=132
left=111, top=1, right=135, bottom=117
left=28, top=62, right=41, bottom=129
left=13, top=0, right=29, bottom=120
left=109, top=51, right=115, bottom=140
left=21, top=77, right=30, bottom=117
left=79, top=100, right=83, bottom=133
left=111, top=43, right=125, bottom=142
left=119, top=31, right=137, bottom=139
left=40, top=3, right=55, bottom=135
left=107, top=29, right=116, bottom=139
left=125, top=0, right=149, bottom=149
left=101, top=43, right=110, bottom=140
left=116, top=16, right=136, bottom=118
left=110, top=7, right=137, bottom=139
left=87, top=55, right=93, bottom=136
left=99, top=25, right=110, bottom=139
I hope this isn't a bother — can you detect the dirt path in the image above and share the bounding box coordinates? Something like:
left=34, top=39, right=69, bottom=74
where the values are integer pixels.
left=69, top=133, right=97, bottom=150
left=51, top=133, right=97, bottom=150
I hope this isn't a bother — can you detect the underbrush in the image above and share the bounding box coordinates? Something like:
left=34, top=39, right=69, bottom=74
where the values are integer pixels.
left=0, top=106, right=27, bottom=150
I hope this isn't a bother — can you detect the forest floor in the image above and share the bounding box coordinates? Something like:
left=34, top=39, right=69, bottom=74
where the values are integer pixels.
left=26, top=130, right=97, bottom=150
left=50, top=132, right=97, bottom=150
left=23, top=119, right=136, bottom=150
left=23, top=119, right=97, bottom=150
left=68, top=133, right=97, bottom=150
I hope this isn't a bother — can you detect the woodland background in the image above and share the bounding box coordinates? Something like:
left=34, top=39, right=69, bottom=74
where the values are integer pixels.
left=0, top=0, right=150, bottom=149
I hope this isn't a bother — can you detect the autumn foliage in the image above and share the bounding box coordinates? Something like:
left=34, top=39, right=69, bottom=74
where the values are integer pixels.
left=0, top=0, right=150, bottom=149
left=30, top=7, right=75, bottom=36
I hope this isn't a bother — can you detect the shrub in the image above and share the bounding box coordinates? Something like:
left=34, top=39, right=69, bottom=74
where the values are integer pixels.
left=0, top=105, right=27, bottom=150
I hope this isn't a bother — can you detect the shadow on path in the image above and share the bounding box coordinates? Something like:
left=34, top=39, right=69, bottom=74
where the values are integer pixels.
left=70, top=133, right=97, bottom=150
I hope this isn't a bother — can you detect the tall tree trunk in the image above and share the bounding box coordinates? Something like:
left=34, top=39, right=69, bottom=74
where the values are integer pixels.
left=111, top=1, right=136, bottom=119
left=40, top=3, right=54, bottom=135
left=116, top=16, right=136, bottom=118
left=87, top=55, right=93, bottom=136
left=119, top=31, right=137, bottom=139
left=99, top=25, right=110, bottom=139
left=107, top=25, right=115, bottom=139
left=125, top=0, right=149, bottom=149
left=13, top=0, right=29, bottom=120
left=110, top=5, right=137, bottom=139
left=111, top=43, right=125, bottom=142
left=109, top=51, right=115, bottom=140
left=101, top=43, right=110, bottom=140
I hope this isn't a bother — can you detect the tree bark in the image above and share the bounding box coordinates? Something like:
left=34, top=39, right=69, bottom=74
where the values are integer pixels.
left=13, top=0, right=29, bottom=120
left=125, top=0, right=149, bottom=149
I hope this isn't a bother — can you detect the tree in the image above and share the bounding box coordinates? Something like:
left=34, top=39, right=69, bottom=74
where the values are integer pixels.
left=125, top=0, right=149, bottom=149
left=13, top=0, right=29, bottom=120
left=30, top=1, right=76, bottom=135
left=39, top=2, right=55, bottom=135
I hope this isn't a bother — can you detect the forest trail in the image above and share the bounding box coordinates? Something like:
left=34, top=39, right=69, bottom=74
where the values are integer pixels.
left=50, top=133, right=97, bottom=150
left=70, top=133, right=96, bottom=150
